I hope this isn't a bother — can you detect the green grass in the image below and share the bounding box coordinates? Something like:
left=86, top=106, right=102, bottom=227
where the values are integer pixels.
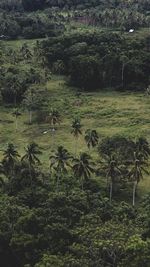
left=1, top=35, right=150, bottom=198
left=1, top=75, right=150, bottom=196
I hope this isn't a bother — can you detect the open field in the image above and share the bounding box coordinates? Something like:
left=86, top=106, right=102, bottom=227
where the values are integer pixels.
left=1, top=29, right=150, bottom=197
left=1, top=74, right=150, bottom=195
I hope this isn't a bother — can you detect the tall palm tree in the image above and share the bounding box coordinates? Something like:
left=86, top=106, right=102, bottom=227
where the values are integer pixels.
left=46, top=108, right=61, bottom=148
left=50, top=146, right=72, bottom=191
left=2, top=143, right=20, bottom=176
left=135, top=137, right=150, bottom=160
left=12, top=108, right=21, bottom=131
left=47, top=108, right=61, bottom=130
left=21, top=143, right=42, bottom=185
left=128, top=152, right=149, bottom=206
left=85, top=129, right=99, bottom=149
left=71, top=118, right=82, bottom=154
left=23, top=88, right=35, bottom=124
left=102, top=155, right=122, bottom=203
left=72, top=152, right=95, bottom=190
left=22, top=142, right=42, bottom=166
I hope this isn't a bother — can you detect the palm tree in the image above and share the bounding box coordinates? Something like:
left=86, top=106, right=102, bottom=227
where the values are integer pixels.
left=71, top=118, right=82, bottom=154
left=12, top=108, right=21, bottom=131
left=135, top=137, right=150, bottom=160
left=2, top=143, right=20, bottom=176
left=128, top=152, right=149, bottom=206
left=46, top=108, right=61, bottom=147
left=120, top=55, right=130, bottom=88
left=85, top=129, right=99, bottom=149
left=50, top=146, right=72, bottom=191
left=47, top=108, right=61, bottom=130
left=72, top=152, right=95, bottom=190
left=21, top=143, right=42, bottom=185
left=102, top=155, right=122, bottom=203
left=23, top=88, right=34, bottom=124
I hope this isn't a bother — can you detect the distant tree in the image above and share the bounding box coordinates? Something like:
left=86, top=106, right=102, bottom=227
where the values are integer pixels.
left=85, top=129, right=99, bottom=149
left=46, top=108, right=61, bottom=148
left=135, top=137, right=150, bottom=160
left=72, top=152, right=95, bottom=190
left=71, top=117, right=82, bottom=154
left=102, top=155, right=122, bottom=202
left=46, top=108, right=61, bottom=130
left=2, top=143, right=20, bottom=176
left=50, top=146, right=72, bottom=191
left=12, top=108, right=22, bottom=131
left=22, top=143, right=42, bottom=186
left=128, top=152, right=149, bottom=206
left=20, top=43, right=32, bottom=61
left=23, top=87, right=42, bottom=124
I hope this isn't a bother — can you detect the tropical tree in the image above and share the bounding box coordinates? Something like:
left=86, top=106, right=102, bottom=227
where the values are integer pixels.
left=128, top=152, right=149, bottom=206
left=12, top=108, right=21, bottom=131
left=47, top=108, right=61, bottom=130
left=85, top=129, right=99, bottom=149
left=50, top=146, right=72, bottom=191
left=46, top=108, right=61, bottom=148
left=102, top=155, right=122, bottom=203
left=72, top=152, right=95, bottom=190
left=120, top=54, right=130, bottom=88
left=2, top=143, right=20, bottom=176
left=71, top=117, right=82, bottom=154
left=20, top=43, right=32, bottom=61
left=23, top=87, right=42, bottom=124
left=135, top=137, right=150, bottom=160
left=21, top=142, right=42, bottom=185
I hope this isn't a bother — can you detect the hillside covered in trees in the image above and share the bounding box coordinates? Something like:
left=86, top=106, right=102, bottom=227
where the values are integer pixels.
left=0, top=1, right=150, bottom=267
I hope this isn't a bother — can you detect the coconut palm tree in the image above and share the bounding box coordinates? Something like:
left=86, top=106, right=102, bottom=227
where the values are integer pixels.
left=22, top=142, right=42, bottom=166
left=21, top=142, right=42, bottom=185
left=47, top=108, right=61, bottom=130
left=23, top=88, right=35, bottom=124
left=72, top=152, right=95, bottom=190
left=102, top=155, right=122, bottom=203
left=12, top=108, right=21, bottom=131
left=71, top=118, right=82, bottom=155
left=50, top=146, right=72, bottom=191
left=135, top=137, right=150, bottom=160
left=128, top=152, right=149, bottom=206
left=46, top=108, right=61, bottom=147
left=85, top=129, right=99, bottom=149
left=2, top=143, right=20, bottom=176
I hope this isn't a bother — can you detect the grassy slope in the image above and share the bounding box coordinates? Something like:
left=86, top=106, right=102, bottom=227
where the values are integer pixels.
left=0, top=31, right=150, bottom=197
left=1, top=75, right=150, bottom=195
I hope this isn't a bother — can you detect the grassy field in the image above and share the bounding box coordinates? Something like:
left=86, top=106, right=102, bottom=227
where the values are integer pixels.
left=1, top=33, right=150, bottom=197
left=1, top=74, right=150, bottom=195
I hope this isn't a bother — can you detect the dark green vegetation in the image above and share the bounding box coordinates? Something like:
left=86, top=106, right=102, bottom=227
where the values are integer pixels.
left=0, top=0, right=150, bottom=39
left=0, top=0, right=150, bottom=267
left=40, top=30, right=150, bottom=90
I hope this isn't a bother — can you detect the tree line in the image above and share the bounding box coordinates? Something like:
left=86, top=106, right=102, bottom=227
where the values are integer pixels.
left=0, top=0, right=150, bottom=12
left=39, top=30, right=150, bottom=91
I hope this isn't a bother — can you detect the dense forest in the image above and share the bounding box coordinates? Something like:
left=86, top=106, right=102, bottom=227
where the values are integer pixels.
left=0, top=0, right=150, bottom=267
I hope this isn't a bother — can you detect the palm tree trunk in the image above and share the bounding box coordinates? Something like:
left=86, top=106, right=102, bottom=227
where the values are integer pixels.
left=14, top=93, right=17, bottom=107
left=56, top=173, right=60, bottom=193
left=75, top=138, right=78, bottom=155
left=109, top=181, right=113, bottom=203
left=51, top=122, right=56, bottom=150
left=29, top=163, right=33, bottom=189
left=81, top=176, right=84, bottom=191
left=52, top=128, right=55, bottom=150
left=15, top=116, right=18, bottom=131
left=29, top=110, right=32, bottom=124
left=132, top=181, right=137, bottom=206
left=121, top=63, right=125, bottom=88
